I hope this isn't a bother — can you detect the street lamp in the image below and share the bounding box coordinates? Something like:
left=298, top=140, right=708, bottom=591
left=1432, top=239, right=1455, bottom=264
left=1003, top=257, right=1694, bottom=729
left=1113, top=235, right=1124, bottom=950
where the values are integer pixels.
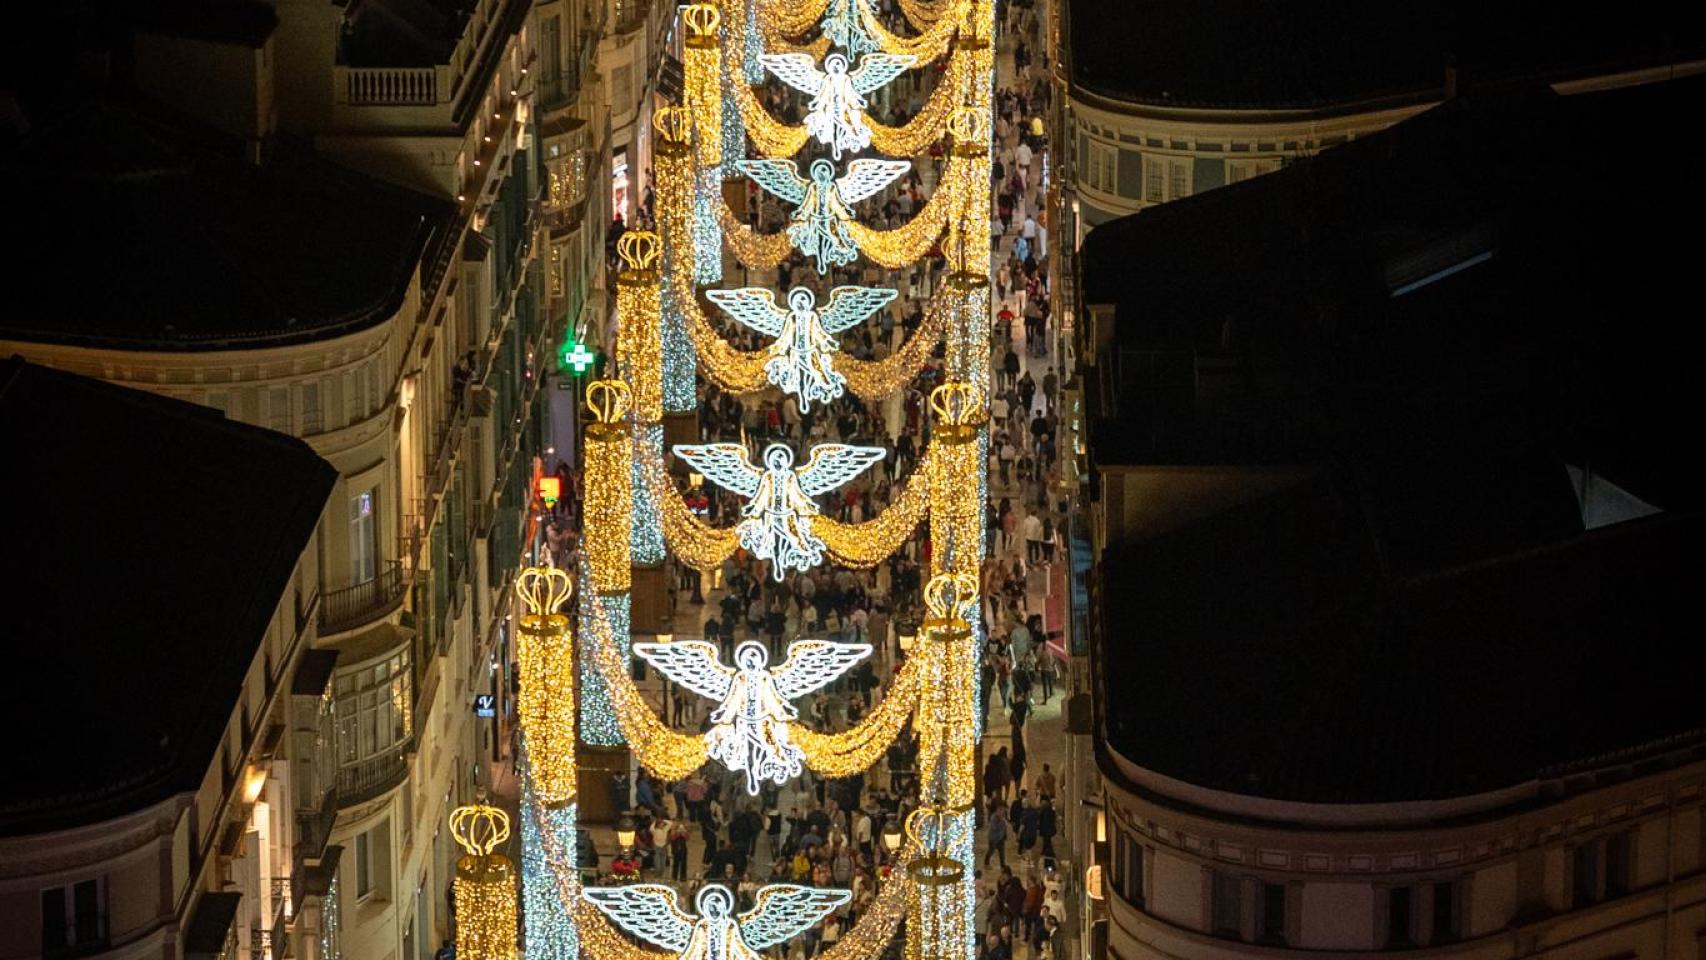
left=616, top=814, right=637, bottom=852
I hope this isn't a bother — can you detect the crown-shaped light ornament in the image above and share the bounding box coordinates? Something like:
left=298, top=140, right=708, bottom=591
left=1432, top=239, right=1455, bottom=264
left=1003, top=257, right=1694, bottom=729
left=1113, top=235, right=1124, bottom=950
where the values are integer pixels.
left=451, top=798, right=513, bottom=858
left=681, top=3, right=721, bottom=47
left=949, top=107, right=989, bottom=158
left=617, top=230, right=661, bottom=280
left=586, top=378, right=631, bottom=425
left=653, top=106, right=693, bottom=152
left=904, top=805, right=968, bottom=887
left=929, top=381, right=985, bottom=443
left=515, top=565, right=573, bottom=634
left=921, top=571, right=977, bottom=642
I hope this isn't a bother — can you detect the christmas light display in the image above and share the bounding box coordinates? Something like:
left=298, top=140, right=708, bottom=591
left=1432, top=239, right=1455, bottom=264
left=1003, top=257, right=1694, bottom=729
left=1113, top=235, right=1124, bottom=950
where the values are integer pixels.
left=672, top=441, right=886, bottom=577
left=584, top=380, right=633, bottom=593
left=633, top=638, right=871, bottom=793
left=520, top=0, right=999, bottom=953
left=451, top=801, right=519, bottom=960
left=737, top=157, right=910, bottom=273
left=521, top=747, right=580, bottom=960
left=515, top=566, right=577, bottom=805
left=584, top=884, right=851, bottom=960
left=762, top=52, right=914, bottom=160
left=705, top=285, right=896, bottom=411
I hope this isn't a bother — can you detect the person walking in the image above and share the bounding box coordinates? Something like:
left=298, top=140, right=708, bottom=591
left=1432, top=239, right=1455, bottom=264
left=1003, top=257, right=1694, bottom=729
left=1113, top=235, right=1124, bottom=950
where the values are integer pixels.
left=983, top=799, right=1009, bottom=868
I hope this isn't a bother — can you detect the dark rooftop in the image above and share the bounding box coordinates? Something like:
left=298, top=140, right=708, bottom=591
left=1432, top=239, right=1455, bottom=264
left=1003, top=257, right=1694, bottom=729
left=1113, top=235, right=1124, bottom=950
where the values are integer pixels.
left=0, top=98, right=457, bottom=350
left=1084, top=76, right=1706, bottom=805
left=338, top=0, right=468, bottom=69
left=1081, top=77, right=1706, bottom=512
left=0, top=359, right=336, bottom=835
left=135, top=1, right=278, bottom=48
left=1099, top=485, right=1704, bottom=805
left=1065, top=0, right=1706, bottom=109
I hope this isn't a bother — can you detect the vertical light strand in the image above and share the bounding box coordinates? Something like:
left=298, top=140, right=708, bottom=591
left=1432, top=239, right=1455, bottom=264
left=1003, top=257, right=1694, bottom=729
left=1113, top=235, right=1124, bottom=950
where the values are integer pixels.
left=584, top=381, right=634, bottom=592
left=742, top=0, right=764, bottom=84
left=577, top=561, right=632, bottom=746
left=631, top=422, right=666, bottom=564
left=521, top=745, right=580, bottom=959
left=694, top=168, right=726, bottom=284
left=514, top=567, right=578, bottom=805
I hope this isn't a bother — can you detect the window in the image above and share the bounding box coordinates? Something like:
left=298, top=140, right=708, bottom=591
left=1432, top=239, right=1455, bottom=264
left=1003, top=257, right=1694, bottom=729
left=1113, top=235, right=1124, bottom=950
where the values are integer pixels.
left=1431, top=881, right=1458, bottom=943
left=268, top=385, right=291, bottom=432
left=1605, top=831, right=1631, bottom=898
left=1142, top=154, right=1191, bottom=203
left=41, top=879, right=105, bottom=955
left=1226, top=158, right=1281, bottom=184
left=1211, top=872, right=1243, bottom=939
left=344, top=370, right=361, bottom=424
left=1259, top=882, right=1286, bottom=945
left=1387, top=886, right=1413, bottom=947
left=1112, top=830, right=1143, bottom=905
left=1571, top=842, right=1599, bottom=908
left=204, top=390, right=229, bottom=416
left=1086, top=140, right=1118, bottom=194
left=355, top=828, right=374, bottom=899
left=334, top=648, right=415, bottom=767
left=302, top=381, right=323, bottom=434
left=350, top=490, right=377, bottom=583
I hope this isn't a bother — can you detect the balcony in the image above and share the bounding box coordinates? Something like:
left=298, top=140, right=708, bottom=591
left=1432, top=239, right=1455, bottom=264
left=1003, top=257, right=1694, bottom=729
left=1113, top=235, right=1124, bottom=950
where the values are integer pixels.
left=334, top=734, right=415, bottom=807
left=319, top=561, right=405, bottom=636
left=339, top=66, right=448, bottom=106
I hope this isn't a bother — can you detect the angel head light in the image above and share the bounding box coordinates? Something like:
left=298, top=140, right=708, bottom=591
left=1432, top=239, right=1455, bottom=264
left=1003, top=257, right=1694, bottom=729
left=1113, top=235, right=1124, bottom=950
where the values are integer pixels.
left=733, top=640, right=769, bottom=671
left=696, top=885, right=736, bottom=918
left=787, top=287, right=816, bottom=312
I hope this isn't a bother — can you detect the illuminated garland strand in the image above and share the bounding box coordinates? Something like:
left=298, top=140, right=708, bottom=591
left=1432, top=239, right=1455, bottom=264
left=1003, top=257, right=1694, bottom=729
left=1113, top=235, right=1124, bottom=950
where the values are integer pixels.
left=791, top=650, right=924, bottom=774
left=866, top=46, right=974, bottom=156
left=521, top=744, right=580, bottom=960
left=583, top=588, right=713, bottom=779
left=754, top=0, right=833, bottom=40
left=836, top=289, right=951, bottom=399
left=895, top=0, right=957, bottom=27
left=716, top=201, right=797, bottom=268
left=636, top=443, right=743, bottom=571
left=815, top=462, right=933, bottom=568
left=856, top=0, right=961, bottom=60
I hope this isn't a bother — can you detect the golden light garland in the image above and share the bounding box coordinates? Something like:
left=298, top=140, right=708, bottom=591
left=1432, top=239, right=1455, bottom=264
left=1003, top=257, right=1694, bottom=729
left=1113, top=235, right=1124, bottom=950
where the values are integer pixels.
left=716, top=201, right=797, bottom=268
left=843, top=188, right=950, bottom=268
left=835, top=294, right=950, bottom=399
left=815, top=458, right=934, bottom=567
left=754, top=0, right=832, bottom=40
left=866, top=47, right=973, bottom=156
left=582, top=588, right=711, bottom=779
left=858, top=0, right=961, bottom=60
left=451, top=802, right=519, bottom=960
left=791, top=648, right=923, bottom=774
left=616, top=231, right=664, bottom=422
left=584, top=381, right=635, bottom=593
left=515, top=567, right=577, bottom=806
left=897, top=0, right=958, bottom=28
left=682, top=3, right=724, bottom=169
left=636, top=443, right=743, bottom=571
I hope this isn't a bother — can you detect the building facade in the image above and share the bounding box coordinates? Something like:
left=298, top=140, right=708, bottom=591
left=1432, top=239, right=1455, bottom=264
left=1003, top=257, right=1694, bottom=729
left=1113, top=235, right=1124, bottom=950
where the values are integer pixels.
left=1, top=0, right=619, bottom=956
left=0, top=362, right=340, bottom=960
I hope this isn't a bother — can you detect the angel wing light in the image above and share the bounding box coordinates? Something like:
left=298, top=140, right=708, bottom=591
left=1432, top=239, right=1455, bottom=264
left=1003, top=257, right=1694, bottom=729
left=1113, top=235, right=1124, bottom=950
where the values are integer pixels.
left=706, top=285, right=896, bottom=412
left=585, top=884, right=849, bottom=960
left=738, top=158, right=910, bottom=273
left=762, top=52, right=914, bottom=160
left=672, top=441, right=885, bottom=578
left=634, top=638, right=871, bottom=793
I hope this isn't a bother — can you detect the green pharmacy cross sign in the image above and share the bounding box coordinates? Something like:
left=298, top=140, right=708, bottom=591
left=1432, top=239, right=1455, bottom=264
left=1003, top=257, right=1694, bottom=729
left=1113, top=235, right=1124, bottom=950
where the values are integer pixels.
left=560, top=339, right=597, bottom=376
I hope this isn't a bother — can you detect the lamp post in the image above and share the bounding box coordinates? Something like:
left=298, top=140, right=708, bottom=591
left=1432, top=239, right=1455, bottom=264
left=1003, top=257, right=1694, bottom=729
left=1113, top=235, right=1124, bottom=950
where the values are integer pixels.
left=616, top=814, right=637, bottom=853
left=879, top=819, right=905, bottom=891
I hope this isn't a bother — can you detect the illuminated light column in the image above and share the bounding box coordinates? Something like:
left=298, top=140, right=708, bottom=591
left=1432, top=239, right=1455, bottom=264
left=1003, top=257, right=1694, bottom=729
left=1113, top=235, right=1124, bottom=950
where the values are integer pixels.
left=681, top=3, right=726, bottom=283
left=521, top=747, right=580, bottom=960
left=904, top=805, right=971, bottom=960
left=928, top=383, right=987, bottom=580
left=514, top=567, right=577, bottom=805
left=583, top=381, right=634, bottom=593
left=450, top=801, right=519, bottom=960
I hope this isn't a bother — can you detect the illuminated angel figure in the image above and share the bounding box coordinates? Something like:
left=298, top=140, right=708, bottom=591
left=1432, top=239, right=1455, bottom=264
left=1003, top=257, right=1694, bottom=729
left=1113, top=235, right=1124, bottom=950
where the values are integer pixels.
left=672, top=441, right=885, bottom=578
left=738, top=157, right=910, bottom=273
left=585, top=884, right=850, bottom=960
left=761, top=52, right=913, bottom=160
left=633, top=638, right=871, bottom=793
left=706, top=285, right=897, bottom=412
left=820, top=0, right=878, bottom=58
